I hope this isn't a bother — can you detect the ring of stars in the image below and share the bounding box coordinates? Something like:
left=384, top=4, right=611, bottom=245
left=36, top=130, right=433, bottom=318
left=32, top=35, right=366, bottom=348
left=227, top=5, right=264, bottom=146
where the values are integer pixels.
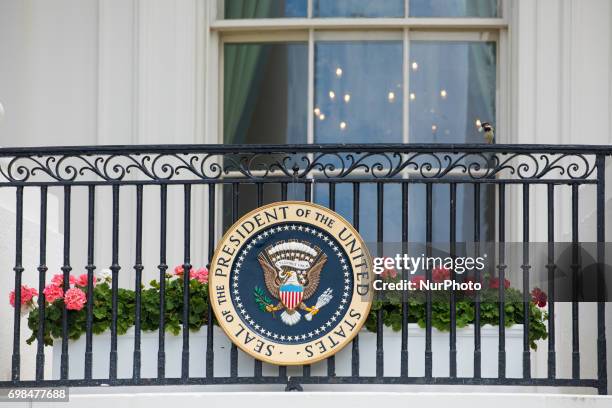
left=231, top=223, right=353, bottom=344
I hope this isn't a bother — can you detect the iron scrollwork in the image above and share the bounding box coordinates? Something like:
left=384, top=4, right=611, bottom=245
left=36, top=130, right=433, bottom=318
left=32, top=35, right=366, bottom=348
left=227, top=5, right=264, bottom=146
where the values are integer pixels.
left=0, top=148, right=598, bottom=184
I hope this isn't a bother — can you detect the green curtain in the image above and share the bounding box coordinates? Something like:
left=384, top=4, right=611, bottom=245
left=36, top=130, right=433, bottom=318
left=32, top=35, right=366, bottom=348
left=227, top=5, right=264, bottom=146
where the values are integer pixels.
left=223, top=0, right=279, bottom=143
left=467, top=43, right=496, bottom=131
left=466, top=0, right=497, bottom=138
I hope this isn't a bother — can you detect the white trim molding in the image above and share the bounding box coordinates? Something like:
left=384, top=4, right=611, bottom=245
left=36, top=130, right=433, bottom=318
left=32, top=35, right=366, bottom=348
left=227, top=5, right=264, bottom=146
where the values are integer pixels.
left=211, top=17, right=508, bottom=32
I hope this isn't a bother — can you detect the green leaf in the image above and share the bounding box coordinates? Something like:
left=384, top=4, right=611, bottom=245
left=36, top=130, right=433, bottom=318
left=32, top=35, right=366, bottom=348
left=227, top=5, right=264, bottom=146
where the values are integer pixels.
left=253, top=286, right=273, bottom=312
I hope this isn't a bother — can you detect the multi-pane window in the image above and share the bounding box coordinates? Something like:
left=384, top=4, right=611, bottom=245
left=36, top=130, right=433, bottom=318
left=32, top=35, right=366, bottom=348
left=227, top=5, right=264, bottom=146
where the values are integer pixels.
left=219, top=0, right=503, bottom=241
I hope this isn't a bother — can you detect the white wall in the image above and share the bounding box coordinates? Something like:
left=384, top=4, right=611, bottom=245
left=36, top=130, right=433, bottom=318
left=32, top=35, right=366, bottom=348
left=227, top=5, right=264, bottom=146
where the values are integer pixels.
left=0, top=0, right=99, bottom=147
left=511, top=0, right=612, bottom=149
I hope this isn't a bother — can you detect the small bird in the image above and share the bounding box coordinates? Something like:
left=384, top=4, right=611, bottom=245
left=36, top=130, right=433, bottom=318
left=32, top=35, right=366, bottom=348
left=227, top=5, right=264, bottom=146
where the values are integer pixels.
left=479, top=122, right=495, bottom=144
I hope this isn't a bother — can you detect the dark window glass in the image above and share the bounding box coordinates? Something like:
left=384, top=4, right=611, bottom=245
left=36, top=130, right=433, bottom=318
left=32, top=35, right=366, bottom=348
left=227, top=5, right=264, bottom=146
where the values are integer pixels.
left=314, top=181, right=494, bottom=244
left=410, top=0, right=499, bottom=17
left=225, top=0, right=307, bottom=19
left=409, top=41, right=496, bottom=144
left=314, top=182, right=403, bottom=243
left=224, top=43, right=307, bottom=144
left=408, top=182, right=495, bottom=243
left=314, top=41, right=403, bottom=143
left=313, top=0, right=404, bottom=17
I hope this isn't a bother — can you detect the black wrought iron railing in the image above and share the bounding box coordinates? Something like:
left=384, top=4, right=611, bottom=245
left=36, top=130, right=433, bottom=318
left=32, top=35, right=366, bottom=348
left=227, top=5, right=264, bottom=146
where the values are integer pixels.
left=0, top=144, right=608, bottom=393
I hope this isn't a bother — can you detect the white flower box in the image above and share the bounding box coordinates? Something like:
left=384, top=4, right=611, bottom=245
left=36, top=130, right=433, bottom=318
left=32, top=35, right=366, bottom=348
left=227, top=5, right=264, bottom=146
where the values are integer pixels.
left=53, top=324, right=524, bottom=380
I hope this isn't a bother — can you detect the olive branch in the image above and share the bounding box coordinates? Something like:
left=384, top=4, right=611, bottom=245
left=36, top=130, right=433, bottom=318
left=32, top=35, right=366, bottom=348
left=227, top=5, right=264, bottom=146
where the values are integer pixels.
left=253, top=286, right=274, bottom=314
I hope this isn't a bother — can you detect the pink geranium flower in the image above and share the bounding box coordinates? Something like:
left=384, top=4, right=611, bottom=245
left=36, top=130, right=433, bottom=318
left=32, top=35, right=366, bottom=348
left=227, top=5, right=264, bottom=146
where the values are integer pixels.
left=432, top=267, right=451, bottom=283
left=410, top=275, right=426, bottom=287
left=43, top=284, right=64, bottom=303
left=379, top=258, right=398, bottom=280
left=64, top=288, right=86, bottom=311
left=173, top=265, right=194, bottom=277
left=9, top=285, right=38, bottom=307
left=51, top=273, right=76, bottom=287
left=75, top=273, right=97, bottom=288
left=192, top=267, right=209, bottom=284
left=489, top=277, right=511, bottom=289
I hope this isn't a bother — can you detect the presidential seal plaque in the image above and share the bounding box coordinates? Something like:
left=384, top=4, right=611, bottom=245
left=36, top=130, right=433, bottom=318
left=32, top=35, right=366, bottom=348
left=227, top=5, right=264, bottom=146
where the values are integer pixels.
left=209, top=201, right=373, bottom=365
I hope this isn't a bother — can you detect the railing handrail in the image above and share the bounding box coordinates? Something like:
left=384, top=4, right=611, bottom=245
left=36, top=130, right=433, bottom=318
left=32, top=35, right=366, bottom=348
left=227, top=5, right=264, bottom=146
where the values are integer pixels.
left=1, top=143, right=612, bottom=156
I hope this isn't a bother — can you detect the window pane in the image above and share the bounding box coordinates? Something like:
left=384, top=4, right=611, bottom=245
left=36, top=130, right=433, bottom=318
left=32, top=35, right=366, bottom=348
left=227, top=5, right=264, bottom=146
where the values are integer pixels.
left=409, top=41, right=496, bottom=144
left=313, top=0, right=404, bottom=17
left=410, top=0, right=499, bottom=17
left=408, top=182, right=495, bottom=243
left=314, top=182, right=403, bottom=243
left=224, top=0, right=307, bottom=18
left=224, top=43, right=307, bottom=144
left=315, top=41, right=403, bottom=143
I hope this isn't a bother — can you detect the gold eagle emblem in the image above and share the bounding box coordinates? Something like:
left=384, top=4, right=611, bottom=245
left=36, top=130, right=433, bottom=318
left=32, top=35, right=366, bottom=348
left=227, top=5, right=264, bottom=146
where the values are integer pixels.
left=255, top=240, right=332, bottom=326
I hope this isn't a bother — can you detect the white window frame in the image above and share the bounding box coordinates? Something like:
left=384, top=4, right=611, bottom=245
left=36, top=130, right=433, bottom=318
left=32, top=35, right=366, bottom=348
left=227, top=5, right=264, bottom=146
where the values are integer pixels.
left=206, top=0, right=511, bottom=234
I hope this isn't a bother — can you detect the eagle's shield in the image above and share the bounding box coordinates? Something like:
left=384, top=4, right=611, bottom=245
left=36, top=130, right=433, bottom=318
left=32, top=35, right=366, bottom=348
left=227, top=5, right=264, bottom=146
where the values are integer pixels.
left=279, top=284, right=303, bottom=311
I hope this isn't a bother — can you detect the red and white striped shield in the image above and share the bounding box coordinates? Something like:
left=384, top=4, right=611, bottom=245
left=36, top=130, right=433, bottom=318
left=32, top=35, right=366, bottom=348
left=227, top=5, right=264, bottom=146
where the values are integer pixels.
left=279, top=284, right=304, bottom=310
